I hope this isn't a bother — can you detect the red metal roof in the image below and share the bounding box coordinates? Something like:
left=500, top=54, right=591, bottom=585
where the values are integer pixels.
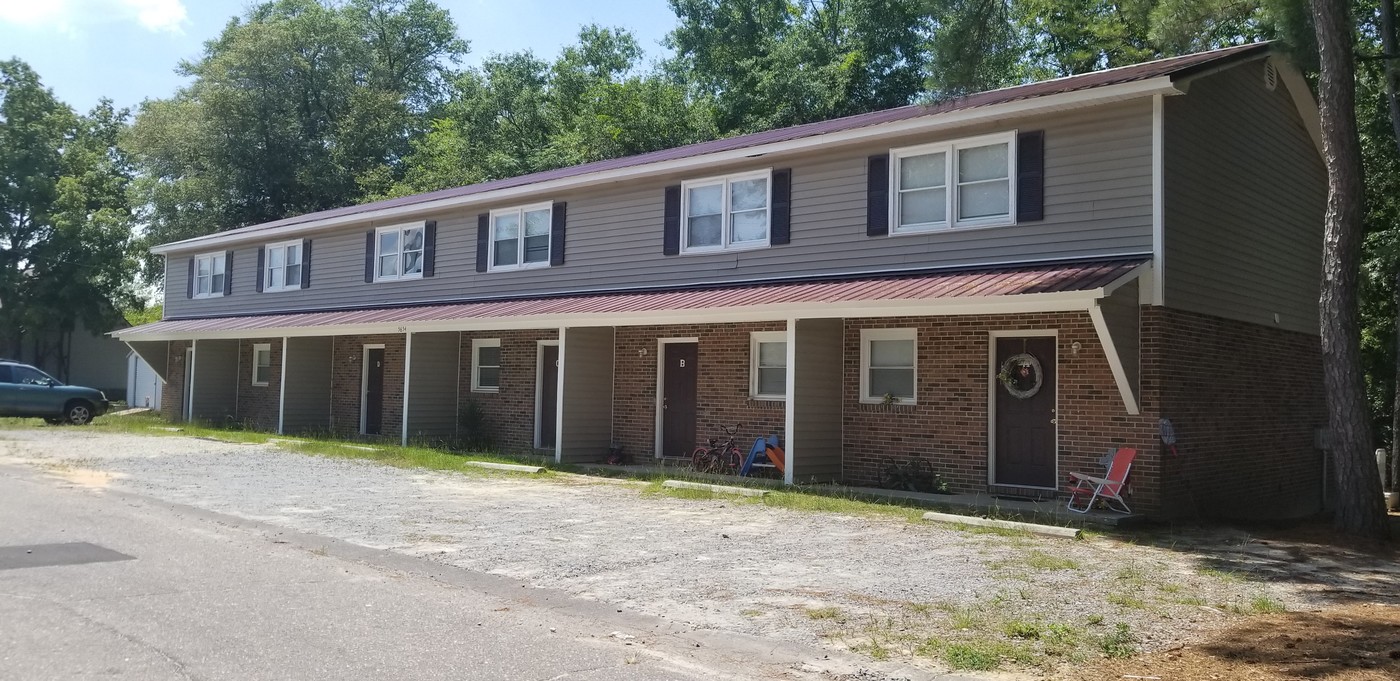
left=119, top=259, right=1145, bottom=337
left=158, top=43, right=1268, bottom=251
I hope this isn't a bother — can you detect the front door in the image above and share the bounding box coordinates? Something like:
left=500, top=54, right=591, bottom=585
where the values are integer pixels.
left=993, top=336, right=1057, bottom=488
left=538, top=344, right=559, bottom=449
left=363, top=347, right=385, bottom=435
left=660, top=342, right=698, bottom=458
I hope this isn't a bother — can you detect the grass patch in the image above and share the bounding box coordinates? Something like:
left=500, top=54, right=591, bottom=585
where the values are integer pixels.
left=929, top=639, right=1034, bottom=671
left=1002, top=619, right=1042, bottom=639
left=805, top=606, right=843, bottom=620
left=1025, top=550, right=1080, bottom=571
left=1086, top=614, right=1105, bottom=626
left=1097, top=623, right=1136, bottom=658
left=1174, top=596, right=1207, bottom=606
left=1114, top=562, right=1149, bottom=585
left=1249, top=595, right=1286, bottom=614
left=1199, top=567, right=1244, bottom=583
left=1106, top=592, right=1146, bottom=609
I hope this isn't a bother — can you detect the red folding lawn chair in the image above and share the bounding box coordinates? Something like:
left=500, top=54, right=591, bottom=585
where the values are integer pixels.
left=1065, top=448, right=1136, bottom=514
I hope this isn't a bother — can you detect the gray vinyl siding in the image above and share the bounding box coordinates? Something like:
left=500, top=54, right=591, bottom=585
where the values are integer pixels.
left=282, top=336, right=332, bottom=433
left=790, top=318, right=843, bottom=482
left=406, top=331, right=460, bottom=439
left=191, top=339, right=238, bottom=421
left=1098, top=279, right=1140, bottom=404
left=163, top=99, right=1153, bottom=319
left=558, top=326, right=613, bottom=462
left=1163, top=60, right=1325, bottom=335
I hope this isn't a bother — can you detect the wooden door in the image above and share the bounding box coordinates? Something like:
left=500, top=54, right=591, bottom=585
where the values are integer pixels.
left=363, top=347, right=385, bottom=435
left=993, top=336, right=1057, bottom=488
left=661, top=342, right=698, bottom=458
left=538, top=344, right=559, bottom=448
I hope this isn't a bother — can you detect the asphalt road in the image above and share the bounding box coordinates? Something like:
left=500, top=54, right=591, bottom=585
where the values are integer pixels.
left=0, top=464, right=922, bottom=681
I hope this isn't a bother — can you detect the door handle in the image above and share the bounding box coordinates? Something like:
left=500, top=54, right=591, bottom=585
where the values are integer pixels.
left=663, top=398, right=668, bottom=410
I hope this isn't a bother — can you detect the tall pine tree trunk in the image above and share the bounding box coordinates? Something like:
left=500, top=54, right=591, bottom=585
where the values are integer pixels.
left=1382, top=0, right=1400, bottom=496
left=1311, top=0, right=1390, bottom=537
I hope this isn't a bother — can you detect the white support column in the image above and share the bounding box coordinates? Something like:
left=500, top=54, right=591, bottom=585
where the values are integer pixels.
left=554, top=327, right=566, bottom=464
left=783, top=318, right=796, bottom=485
left=277, top=336, right=289, bottom=434
left=187, top=339, right=197, bottom=422
left=401, top=331, right=413, bottom=446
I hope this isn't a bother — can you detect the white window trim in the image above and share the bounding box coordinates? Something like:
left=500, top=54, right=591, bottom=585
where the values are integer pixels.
left=262, top=239, right=303, bottom=293
left=488, top=201, right=554, bottom=272
left=192, top=252, right=226, bottom=299
left=680, top=168, right=773, bottom=254
left=890, top=131, right=1017, bottom=234
left=859, top=328, right=917, bottom=404
left=373, top=222, right=427, bottom=282
left=251, top=343, right=272, bottom=386
left=749, top=331, right=788, bottom=400
left=471, top=338, right=501, bottom=393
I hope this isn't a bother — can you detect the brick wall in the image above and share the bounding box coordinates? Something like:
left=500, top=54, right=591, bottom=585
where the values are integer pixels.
left=330, top=334, right=406, bottom=438
left=841, top=313, right=1161, bottom=509
left=1149, top=306, right=1325, bottom=519
left=164, top=340, right=190, bottom=422
left=457, top=329, right=558, bottom=452
left=613, top=322, right=788, bottom=461
left=236, top=338, right=281, bottom=431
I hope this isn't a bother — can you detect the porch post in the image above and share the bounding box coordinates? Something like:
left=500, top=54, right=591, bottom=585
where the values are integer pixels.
left=401, top=331, right=413, bottom=446
left=783, top=319, right=796, bottom=485
left=554, top=327, right=565, bottom=464
left=277, top=336, right=288, bottom=434
left=187, top=339, right=197, bottom=422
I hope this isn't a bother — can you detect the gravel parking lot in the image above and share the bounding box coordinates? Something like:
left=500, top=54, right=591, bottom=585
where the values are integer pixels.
left=3, top=427, right=1391, bottom=675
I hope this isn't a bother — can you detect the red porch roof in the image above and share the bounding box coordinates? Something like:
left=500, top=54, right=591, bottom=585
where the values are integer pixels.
left=118, top=259, right=1146, bottom=338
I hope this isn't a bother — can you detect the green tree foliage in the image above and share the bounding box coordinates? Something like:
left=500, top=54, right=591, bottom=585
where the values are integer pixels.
left=0, top=60, right=139, bottom=375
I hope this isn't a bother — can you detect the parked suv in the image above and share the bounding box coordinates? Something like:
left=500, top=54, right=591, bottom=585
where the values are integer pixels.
left=0, top=360, right=110, bottom=425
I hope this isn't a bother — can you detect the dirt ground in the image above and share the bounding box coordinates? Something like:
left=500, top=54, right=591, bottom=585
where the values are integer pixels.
left=3, top=427, right=1399, bottom=679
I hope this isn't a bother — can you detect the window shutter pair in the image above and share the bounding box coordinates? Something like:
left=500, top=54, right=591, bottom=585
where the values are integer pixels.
left=865, top=130, right=1046, bottom=235
left=365, top=223, right=437, bottom=280
left=476, top=206, right=569, bottom=271
left=256, top=239, right=314, bottom=291
left=662, top=169, right=792, bottom=254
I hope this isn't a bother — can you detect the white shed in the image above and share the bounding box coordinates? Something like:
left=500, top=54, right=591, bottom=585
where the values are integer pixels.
left=127, top=350, right=163, bottom=411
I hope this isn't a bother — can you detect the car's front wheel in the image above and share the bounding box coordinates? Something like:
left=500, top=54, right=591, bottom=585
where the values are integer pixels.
left=64, top=401, right=94, bottom=426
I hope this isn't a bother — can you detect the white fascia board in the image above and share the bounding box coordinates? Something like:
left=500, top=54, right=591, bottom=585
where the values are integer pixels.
left=151, top=78, right=1181, bottom=256
left=113, top=288, right=1110, bottom=342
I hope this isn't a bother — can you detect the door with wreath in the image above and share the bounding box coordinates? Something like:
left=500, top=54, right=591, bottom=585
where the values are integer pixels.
left=993, top=336, right=1057, bottom=488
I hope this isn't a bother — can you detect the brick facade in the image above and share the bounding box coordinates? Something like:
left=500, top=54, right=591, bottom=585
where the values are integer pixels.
left=330, top=334, right=406, bottom=438
left=236, top=338, right=282, bottom=431
left=841, top=313, right=1161, bottom=509
left=457, top=329, right=558, bottom=452
left=613, top=322, right=788, bottom=461
left=164, top=340, right=190, bottom=422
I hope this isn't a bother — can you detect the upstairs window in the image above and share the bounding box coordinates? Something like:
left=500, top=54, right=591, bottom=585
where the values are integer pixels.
left=263, top=240, right=302, bottom=292
left=376, top=224, right=425, bottom=281
left=193, top=252, right=226, bottom=298
left=491, top=203, right=552, bottom=270
left=682, top=170, right=770, bottom=252
left=893, top=133, right=1014, bottom=233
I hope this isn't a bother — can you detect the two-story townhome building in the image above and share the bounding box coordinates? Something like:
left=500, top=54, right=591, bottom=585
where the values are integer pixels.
left=117, top=43, right=1327, bottom=520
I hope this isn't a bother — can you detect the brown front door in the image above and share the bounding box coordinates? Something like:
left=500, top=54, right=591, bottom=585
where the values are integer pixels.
left=538, top=344, right=559, bottom=448
left=661, top=342, right=698, bottom=458
left=363, top=347, right=385, bottom=435
left=993, top=336, right=1057, bottom=488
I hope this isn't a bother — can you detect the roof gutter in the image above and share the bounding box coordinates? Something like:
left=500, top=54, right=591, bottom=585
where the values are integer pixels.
left=152, top=77, right=1183, bottom=256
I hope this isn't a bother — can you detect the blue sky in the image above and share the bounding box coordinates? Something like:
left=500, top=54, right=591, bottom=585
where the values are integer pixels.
left=0, top=0, right=681, bottom=113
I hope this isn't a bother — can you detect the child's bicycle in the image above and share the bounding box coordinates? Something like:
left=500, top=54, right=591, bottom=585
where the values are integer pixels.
left=691, top=423, right=744, bottom=474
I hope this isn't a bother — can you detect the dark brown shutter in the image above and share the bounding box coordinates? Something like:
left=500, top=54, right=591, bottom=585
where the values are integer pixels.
left=300, top=239, right=312, bottom=289
left=223, top=251, right=234, bottom=295
left=476, top=214, right=490, bottom=272
left=549, top=202, right=567, bottom=266
left=364, top=231, right=375, bottom=283
left=255, top=247, right=266, bottom=293
left=770, top=168, right=792, bottom=245
left=422, top=221, right=437, bottom=278
left=1016, top=130, right=1045, bottom=222
left=866, top=155, right=890, bottom=236
left=186, top=258, right=194, bottom=298
left=662, top=185, right=681, bottom=255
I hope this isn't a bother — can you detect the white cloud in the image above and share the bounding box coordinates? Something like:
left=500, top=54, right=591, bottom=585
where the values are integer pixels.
left=0, top=0, right=188, bottom=34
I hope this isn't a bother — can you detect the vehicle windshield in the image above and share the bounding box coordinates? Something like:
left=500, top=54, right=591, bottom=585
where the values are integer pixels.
left=11, top=364, right=62, bottom=386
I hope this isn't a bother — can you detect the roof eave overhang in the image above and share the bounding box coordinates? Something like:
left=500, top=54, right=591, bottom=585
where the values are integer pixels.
left=112, top=287, right=1120, bottom=342
left=151, top=77, right=1183, bottom=256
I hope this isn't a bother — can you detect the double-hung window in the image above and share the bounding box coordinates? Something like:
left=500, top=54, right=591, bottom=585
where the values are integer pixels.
left=471, top=339, right=501, bottom=392
left=375, top=223, right=425, bottom=281
left=750, top=332, right=787, bottom=400
left=682, top=170, right=771, bottom=252
left=263, top=240, right=302, bottom=292
left=193, top=253, right=225, bottom=298
left=490, top=203, right=552, bottom=270
left=251, top=343, right=272, bottom=386
left=893, top=133, right=1015, bottom=233
left=860, top=329, right=917, bottom=404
